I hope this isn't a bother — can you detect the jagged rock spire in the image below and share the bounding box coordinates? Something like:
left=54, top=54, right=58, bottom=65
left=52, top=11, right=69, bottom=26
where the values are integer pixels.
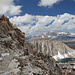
left=0, top=14, right=6, bottom=20
left=1, top=14, right=6, bottom=18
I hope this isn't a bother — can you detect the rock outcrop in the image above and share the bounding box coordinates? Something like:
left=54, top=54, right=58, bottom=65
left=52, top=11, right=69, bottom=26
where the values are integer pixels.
left=0, top=15, right=63, bottom=75
left=29, top=40, right=75, bottom=61
left=0, top=15, right=28, bottom=54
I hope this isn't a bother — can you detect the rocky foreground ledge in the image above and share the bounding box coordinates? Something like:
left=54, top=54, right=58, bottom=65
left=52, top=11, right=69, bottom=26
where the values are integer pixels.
left=0, top=15, right=69, bottom=75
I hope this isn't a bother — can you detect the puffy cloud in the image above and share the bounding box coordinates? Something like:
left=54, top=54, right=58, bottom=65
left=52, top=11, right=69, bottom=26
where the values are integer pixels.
left=38, top=0, right=62, bottom=7
left=0, top=0, right=22, bottom=16
left=10, top=14, right=55, bottom=35
left=10, top=13, right=75, bottom=36
left=10, top=14, right=35, bottom=25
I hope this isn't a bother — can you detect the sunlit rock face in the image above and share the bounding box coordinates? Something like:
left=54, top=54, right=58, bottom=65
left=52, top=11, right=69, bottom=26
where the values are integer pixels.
left=30, top=40, right=75, bottom=61
left=0, top=15, right=28, bottom=53
left=0, top=15, right=63, bottom=75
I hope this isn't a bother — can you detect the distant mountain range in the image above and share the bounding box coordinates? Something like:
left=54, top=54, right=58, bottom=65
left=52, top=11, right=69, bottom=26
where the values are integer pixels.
left=27, top=31, right=75, bottom=42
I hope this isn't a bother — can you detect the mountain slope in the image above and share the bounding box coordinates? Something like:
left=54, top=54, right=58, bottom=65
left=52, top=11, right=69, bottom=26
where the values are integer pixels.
left=29, top=40, right=75, bottom=61
left=0, top=15, right=63, bottom=75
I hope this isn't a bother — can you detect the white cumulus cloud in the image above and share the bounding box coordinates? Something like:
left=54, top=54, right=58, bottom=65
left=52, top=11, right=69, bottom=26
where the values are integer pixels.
left=0, top=0, right=22, bottom=16
left=10, top=13, right=75, bottom=36
left=38, top=0, right=62, bottom=7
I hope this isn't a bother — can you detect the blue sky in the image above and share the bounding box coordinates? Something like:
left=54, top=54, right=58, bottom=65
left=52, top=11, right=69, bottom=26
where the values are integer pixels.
left=15, top=0, right=75, bottom=16
left=1, top=0, right=75, bottom=36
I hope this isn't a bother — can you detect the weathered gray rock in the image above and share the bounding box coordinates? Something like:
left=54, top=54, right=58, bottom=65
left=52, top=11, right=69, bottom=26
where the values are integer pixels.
left=29, top=40, right=75, bottom=60
left=0, top=15, right=63, bottom=75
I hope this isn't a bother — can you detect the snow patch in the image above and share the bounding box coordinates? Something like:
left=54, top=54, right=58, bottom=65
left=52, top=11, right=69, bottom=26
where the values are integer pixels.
left=42, top=35, right=44, bottom=38
left=53, top=51, right=65, bottom=61
left=57, top=51, right=64, bottom=59
left=53, top=51, right=75, bottom=61
left=68, top=52, right=71, bottom=55
left=64, top=54, right=68, bottom=57
left=1, top=53, right=9, bottom=57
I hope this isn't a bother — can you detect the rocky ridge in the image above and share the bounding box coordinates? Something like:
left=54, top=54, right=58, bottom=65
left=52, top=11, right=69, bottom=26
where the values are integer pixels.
left=28, top=31, right=75, bottom=42
left=0, top=15, right=28, bottom=54
left=0, top=15, right=63, bottom=75
left=29, top=40, right=75, bottom=61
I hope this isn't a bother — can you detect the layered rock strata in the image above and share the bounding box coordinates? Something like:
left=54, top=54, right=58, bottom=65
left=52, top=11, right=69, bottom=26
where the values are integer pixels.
left=29, top=40, right=75, bottom=61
